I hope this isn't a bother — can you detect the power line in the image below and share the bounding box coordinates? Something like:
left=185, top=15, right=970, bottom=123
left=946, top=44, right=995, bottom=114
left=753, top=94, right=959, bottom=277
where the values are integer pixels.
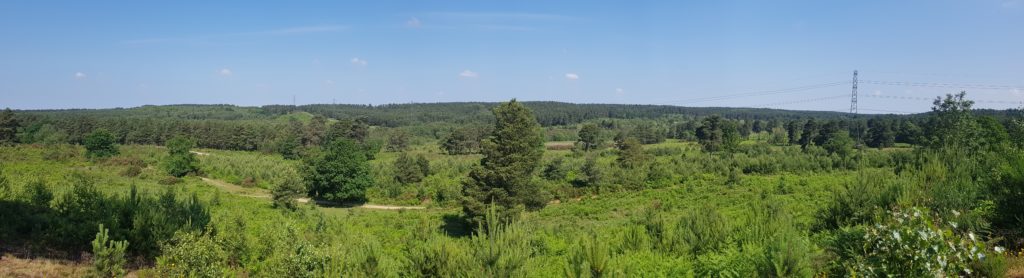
left=860, top=80, right=1024, bottom=91
left=858, top=108, right=919, bottom=114
left=756, top=94, right=849, bottom=109
left=862, top=94, right=1024, bottom=105
left=658, top=81, right=849, bottom=106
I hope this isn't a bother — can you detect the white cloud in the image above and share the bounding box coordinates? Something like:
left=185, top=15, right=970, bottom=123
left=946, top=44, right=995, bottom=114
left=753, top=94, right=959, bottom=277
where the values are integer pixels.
left=565, top=73, right=579, bottom=80
left=218, top=68, right=233, bottom=76
left=74, top=72, right=87, bottom=79
left=459, top=70, right=479, bottom=78
left=872, top=90, right=882, bottom=96
left=325, top=80, right=335, bottom=85
left=351, top=57, right=367, bottom=66
left=407, top=17, right=422, bottom=28
left=616, top=88, right=624, bottom=95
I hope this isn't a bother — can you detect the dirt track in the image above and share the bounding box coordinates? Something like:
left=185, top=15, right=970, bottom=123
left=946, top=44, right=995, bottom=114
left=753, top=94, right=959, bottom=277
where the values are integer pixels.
left=198, top=177, right=425, bottom=210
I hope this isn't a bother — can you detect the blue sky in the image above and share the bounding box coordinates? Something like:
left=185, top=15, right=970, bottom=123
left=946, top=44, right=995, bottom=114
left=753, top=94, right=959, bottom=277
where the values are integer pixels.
left=1, top=1, right=1022, bottom=113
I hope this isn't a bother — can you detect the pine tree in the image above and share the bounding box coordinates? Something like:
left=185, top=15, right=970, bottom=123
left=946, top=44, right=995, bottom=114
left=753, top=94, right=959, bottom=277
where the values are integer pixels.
left=0, top=108, right=19, bottom=145
left=462, top=99, right=547, bottom=227
left=91, top=224, right=128, bottom=278
left=577, top=123, right=601, bottom=151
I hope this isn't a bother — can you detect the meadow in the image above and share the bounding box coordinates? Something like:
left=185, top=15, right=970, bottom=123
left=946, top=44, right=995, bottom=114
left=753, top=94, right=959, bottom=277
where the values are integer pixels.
left=1, top=98, right=1022, bottom=277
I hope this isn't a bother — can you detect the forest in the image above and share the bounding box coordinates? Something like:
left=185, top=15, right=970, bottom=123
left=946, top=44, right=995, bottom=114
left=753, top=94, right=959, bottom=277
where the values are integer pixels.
left=1, top=92, right=1023, bottom=277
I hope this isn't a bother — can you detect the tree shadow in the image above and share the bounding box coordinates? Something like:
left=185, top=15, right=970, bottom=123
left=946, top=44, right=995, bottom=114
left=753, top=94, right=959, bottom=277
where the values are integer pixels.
left=441, top=213, right=472, bottom=238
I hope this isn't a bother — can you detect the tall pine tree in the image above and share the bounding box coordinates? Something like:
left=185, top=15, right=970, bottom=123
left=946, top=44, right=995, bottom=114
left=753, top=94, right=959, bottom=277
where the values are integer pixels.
left=462, top=99, right=547, bottom=228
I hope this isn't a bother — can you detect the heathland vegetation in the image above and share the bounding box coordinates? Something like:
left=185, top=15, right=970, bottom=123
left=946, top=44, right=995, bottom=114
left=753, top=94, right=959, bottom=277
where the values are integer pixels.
left=1, top=93, right=1023, bottom=277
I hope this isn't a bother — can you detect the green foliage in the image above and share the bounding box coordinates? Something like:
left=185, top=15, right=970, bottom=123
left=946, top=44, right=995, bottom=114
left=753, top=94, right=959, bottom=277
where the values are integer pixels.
left=394, top=152, right=430, bottom=184
left=676, top=206, right=731, bottom=256
left=463, top=99, right=547, bottom=227
left=441, top=125, right=487, bottom=155
left=0, top=108, right=19, bottom=145
left=815, top=169, right=904, bottom=231
left=156, top=232, right=228, bottom=278
left=162, top=136, right=199, bottom=177
left=84, top=129, right=119, bottom=159
left=303, top=138, right=372, bottom=202
left=843, top=208, right=1004, bottom=277
left=565, top=232, right=610, bottom=278
left=577, top=123, right=602, bottom=151
left=470, top=205, right=531, bottom=277
left=386, top=130, right=411, bottom=152
left=616, top=137, right=648, bottom=169
left=90, top=224, right=128, bottom=278
left=697, top=115, right=739, bottom=152
left=271, top=175, right=305, bottom=210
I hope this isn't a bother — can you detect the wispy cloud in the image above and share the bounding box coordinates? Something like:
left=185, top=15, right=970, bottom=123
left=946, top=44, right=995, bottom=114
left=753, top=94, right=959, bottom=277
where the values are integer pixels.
left=459, top=70, right=479, bottom=78
left=406, top=17, right=422, bottom=28
left=565, top=73, right=579, bottom=80
left=351, top=57, right=367, bottom=66
left=219, top=68, right=232, bottom=76
left=1002, top=0, right=1020, bottom=8
left=122, top=25, right=347, bottom=45
left=408, top=11, right=577, bottom=32
left=74, top=72, right=86, bottom=80
left=424, top=12, right=576, bottom=21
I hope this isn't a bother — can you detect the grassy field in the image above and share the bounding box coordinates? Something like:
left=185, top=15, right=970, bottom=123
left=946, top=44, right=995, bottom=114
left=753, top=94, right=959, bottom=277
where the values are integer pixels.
left=1, top=134, right=1020, bottom=276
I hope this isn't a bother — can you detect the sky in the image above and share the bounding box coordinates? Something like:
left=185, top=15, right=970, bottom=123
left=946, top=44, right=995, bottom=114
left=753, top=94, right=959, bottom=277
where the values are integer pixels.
left=1, top=1, right=1023, bottom=113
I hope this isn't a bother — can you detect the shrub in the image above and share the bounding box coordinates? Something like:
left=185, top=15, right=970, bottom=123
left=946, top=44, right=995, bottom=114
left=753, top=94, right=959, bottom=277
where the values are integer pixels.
left=565, top=232, right=610, bottom=278
left=84, top=129, right=119, bottom=159
left=162, top=136, right=199, bottom=177
left=156, top=232, right=228, bottom=278
left=90, top=224, right=128, bottom=278
left=119, top=165, right=142, bottom=177
left=841, top=208, right=1006, bottom=277
left=676, top=206, right=731, bottom=256
left=272, top=176, right=305, bottom=210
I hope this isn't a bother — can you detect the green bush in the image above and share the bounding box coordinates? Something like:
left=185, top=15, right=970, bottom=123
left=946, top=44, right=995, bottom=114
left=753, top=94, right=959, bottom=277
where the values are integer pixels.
left=156, top=232, right=229, bottom=278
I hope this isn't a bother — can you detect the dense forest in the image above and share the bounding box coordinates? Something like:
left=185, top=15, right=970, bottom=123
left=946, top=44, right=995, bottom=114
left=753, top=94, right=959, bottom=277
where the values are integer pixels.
left=1, top=93, right=1024, bottom=276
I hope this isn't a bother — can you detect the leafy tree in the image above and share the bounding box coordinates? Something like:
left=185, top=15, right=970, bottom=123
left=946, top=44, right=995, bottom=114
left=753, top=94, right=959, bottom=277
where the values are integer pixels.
left=394, top=152, right=430, bottom=184
left=768, top=127, right=789, bottom=145
left=84, top=129, right=119, bottom=159
left=577, top=123, right=601, bottom=151
left=303, top=138, right=372, bottom=202
left=822, top=131, right=855, bottom=158
left=162, top=136, right=199, bottom=177
left=866, top=118, right=896, bottom=148
left=925, top=91, right=981, bottom=149
left=304, top=115, right=328, bottom=146
left=271, top=175, right=305, bottom=210
left=0, top=108, right=19, bottom=145
left=386, top=130, right=411, bottom=152
left=616, top=137, right=648, bottom=169
left=462, top=100, right=547, bottom=227
left=91, top=224, right=128, bottom=278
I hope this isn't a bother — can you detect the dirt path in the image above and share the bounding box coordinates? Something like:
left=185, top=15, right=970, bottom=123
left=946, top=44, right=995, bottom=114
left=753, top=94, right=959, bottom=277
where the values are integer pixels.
left=198, top=177, right=425, bottom=210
